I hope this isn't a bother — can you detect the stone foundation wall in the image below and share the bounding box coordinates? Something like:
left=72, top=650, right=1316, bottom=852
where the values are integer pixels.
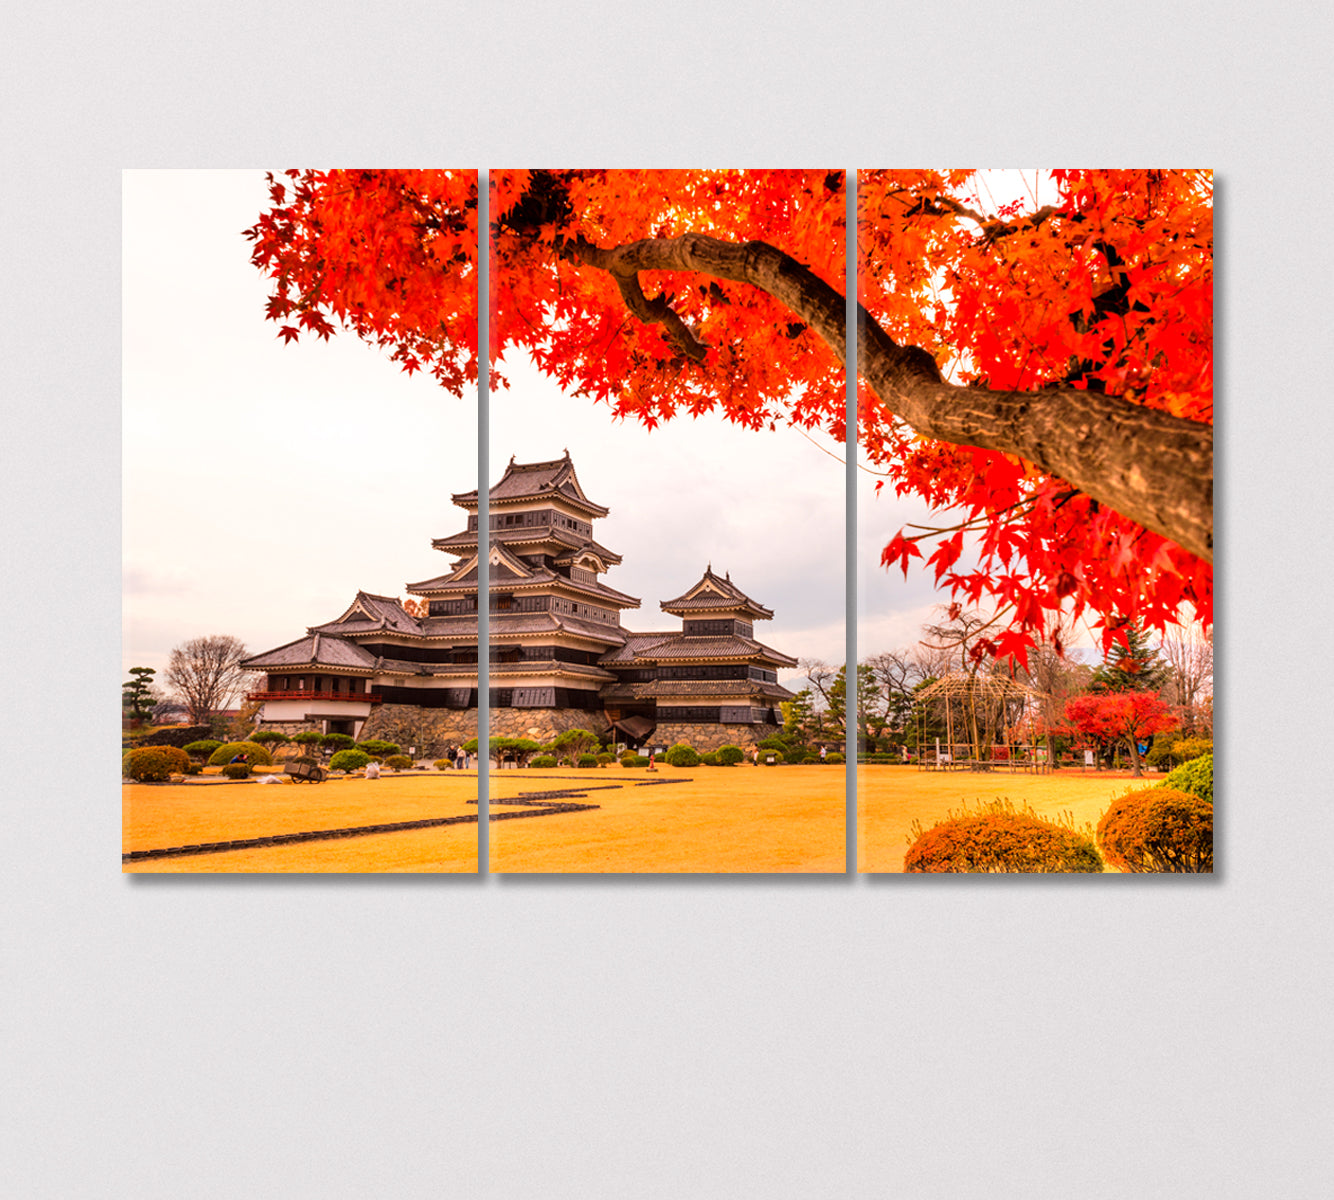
left=357, top=704, right=612, bottom=754
left=651, top=722, right=778, bottom=753
left=259, top=719, right=323, bottom=738
left=489, top=708, right=612, bottom=743
left=357, top=705, right=479, bottom=758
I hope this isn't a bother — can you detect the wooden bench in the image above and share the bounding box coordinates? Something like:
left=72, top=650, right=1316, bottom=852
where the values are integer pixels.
left=284, top=760, right=327, bottom=784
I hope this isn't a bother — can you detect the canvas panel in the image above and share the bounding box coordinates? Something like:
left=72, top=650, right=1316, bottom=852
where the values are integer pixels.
left=486, top=169, right=849, bottom=873
left=121, top=169, right=482, bottom=873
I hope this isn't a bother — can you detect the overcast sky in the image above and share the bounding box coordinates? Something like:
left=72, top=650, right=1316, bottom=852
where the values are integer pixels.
left=123, top=170, right=479, bottom=681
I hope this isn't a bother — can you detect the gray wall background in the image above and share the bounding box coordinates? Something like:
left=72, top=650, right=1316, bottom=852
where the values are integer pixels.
left=5, top=4, right=1329, bottom=1196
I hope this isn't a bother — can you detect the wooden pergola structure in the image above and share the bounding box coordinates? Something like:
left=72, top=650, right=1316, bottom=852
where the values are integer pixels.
left=915, top=672, right=1050, bottom=772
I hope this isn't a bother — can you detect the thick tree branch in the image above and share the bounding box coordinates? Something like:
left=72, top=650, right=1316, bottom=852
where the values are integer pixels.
left=568, top=232, right=1213, bottom=565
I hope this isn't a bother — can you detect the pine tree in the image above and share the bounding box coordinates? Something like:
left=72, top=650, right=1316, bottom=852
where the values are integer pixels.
left=1090, top=622, right=1169, bottom=693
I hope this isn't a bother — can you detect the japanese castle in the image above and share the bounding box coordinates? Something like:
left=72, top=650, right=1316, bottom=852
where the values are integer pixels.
left=242, top=453, right=796, bottom=752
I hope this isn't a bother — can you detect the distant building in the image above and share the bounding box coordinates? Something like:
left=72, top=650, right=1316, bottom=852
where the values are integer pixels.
left=242, top=453, right=795, bottom=752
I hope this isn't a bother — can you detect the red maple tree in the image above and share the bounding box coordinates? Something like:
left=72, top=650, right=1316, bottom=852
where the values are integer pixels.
left=245, top=168, right=1211, bottom=662
left=1065, top=691, right=1179, bottom=777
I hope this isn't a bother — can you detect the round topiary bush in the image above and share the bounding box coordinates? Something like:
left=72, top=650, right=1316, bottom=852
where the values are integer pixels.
left=664, top=743, right=701, bottom=768
left=207, top=741, right=274, bottom=768
left=1097, top=787, right=1213, bottom=873
left=530, top=755, right=558, bottom=769
left=717, top=744, right=744, bottom=766
left=826, top=752, right=845, bottom=764
left=222, top=763, right=251, bottom=780
left=319, top=733, right=355, bottom=752
left=577, top=753, right=599, bottom=768
left=620, top=755, right=650, bottom=768
left=385, top=755, right=414, bottom=770
left=1159, top=753, right=1213, bottom=805
left=123, top=746, right=192, bottom=782
left=329, top=749, right=372, bottom=773
left=596, top=753, right=615, bottom=765
left=905, top=801, right=1104, bottom=873
left=699, top=752, right=721, bottom=766
left=183, top=739, right=223, bottom=762
left=434, top=759, right=453, bottom=771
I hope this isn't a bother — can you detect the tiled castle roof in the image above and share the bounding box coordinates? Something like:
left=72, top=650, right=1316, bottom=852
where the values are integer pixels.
left=450, top=451, right=609, bottom=517
left=660, top=566, right=774, bottom=620
left=307, top=592, right=423, bottom=637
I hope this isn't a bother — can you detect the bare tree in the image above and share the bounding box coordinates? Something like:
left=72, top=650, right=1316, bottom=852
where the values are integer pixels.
left=165, top=635, right=249, bottom=725
left=1016, top=645, right=1094, bottom=743
left=863, top=649, right=933, bottom=741
left=1160, top=623, right=1214, bottom=735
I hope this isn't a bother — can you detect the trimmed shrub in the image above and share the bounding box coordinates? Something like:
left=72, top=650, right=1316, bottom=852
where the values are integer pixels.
left=905, top=800, right=1104, bottom=873
left=530, top=755, right=558, bottom=769
left=136, top=725, right=211, bottom=749
left=1148, top=733, right=1213, bottom=771
left=356, top=739, right=400, bottom=759
left=320, top=733, right=355, bottom=752
left=552, top=728, right=598, bottom=760
left=123, top=746, right=192, bottom=782
left=250, top=730, right=289, bottom=747
left=222, top=763, right=251, bottom=780
left=826, top=752, right=845, bottom=764
left=664, top=743, right=701, bottom=768
left=717, top=745, right=745, bottom=766
left=385, top=755, right=414, bottom=770
left=620, top=755, right=650, bottom=768
left=699, top=752, right=721, bottom=766
left=329, top=749, right=372, bottom=772
left=1159, top=753, right=1213, bottom=805
left=206, top=741, right=274, bottom=768
left=184, top=762, right=201, bottom=775
left=183, top=739, right=223, bottom=762
left=1097, top=787, right=1213, bottom=873
left=596, top=753, right=616, bottom=766
left=577, top=753, right=599, bottom=768
left=434, top=759, right=454, bottom=771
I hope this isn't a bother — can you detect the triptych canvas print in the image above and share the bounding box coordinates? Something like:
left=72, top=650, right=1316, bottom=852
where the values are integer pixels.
left=122, top=169, right=1213, bottom=875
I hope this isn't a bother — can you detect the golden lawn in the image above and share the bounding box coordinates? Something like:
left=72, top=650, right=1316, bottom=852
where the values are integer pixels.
left=124, top=764, right=1131, bottom=875
left=858, top=766, right=1133, bottom=873
left=123, top=764, right=848, bottom=874
left=122, top=772, right=479, bottom=874
left=488, top=764, right=846, bottom=873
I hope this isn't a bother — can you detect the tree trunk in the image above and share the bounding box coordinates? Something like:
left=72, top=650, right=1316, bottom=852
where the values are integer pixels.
left=575, top=232, right=1212, bottom=563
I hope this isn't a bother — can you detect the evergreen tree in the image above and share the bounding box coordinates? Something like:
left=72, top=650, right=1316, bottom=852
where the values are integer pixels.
left=122, top=666, right=158, bottom=720
left=1090, top=621, right=1169, bottom=693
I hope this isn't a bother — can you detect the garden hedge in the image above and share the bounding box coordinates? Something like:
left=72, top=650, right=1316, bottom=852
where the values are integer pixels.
left=123, top=746, right=192, bottom=782
left=1159, top=753, right=1213, bottom=805
left=905, top=801, right=1103, bottom=873
left=329, top=749, right=372, bottom=772
left=1097, top=787, right=1213, bottom=873
left=206, top=741, right=274, bottom=768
